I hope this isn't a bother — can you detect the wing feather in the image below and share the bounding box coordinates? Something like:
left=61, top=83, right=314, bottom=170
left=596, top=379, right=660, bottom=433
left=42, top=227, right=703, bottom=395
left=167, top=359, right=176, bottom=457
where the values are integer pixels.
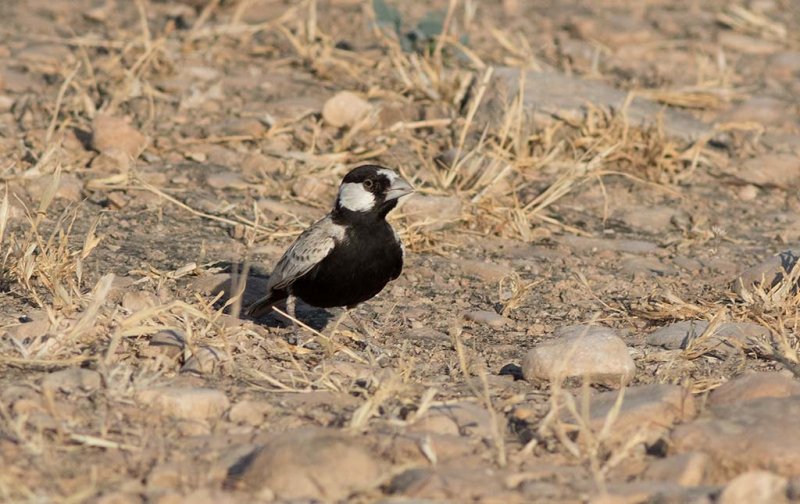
left=266, top=215, right=343, bottom=292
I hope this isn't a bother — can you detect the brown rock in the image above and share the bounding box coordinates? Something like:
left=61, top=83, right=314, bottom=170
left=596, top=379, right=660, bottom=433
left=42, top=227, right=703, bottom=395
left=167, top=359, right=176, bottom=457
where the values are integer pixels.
left=181, top=345, right=228, bottom=375
left=322, top=91, right=372, bottom=128
left=523, top=326, right=636, bottom=387
left=710, top=372, right=800, bottom=406
left=398, top=193, right=462, bottom=230
left=570, top=384, right=695, bottom=447
left=644, top=452, right=711, bottom=486
left=137, top=387, right=229, bottom=421
left=230, top=428, right=383, bottom=501
left=719, top=470, right=788, bottom=504
left=615, top=205, right=688, bottom=234
left=291, top=175, right=331, bottom=201
left=672, top=396, right=800, bottom=477
left=91, top=114, right=148, bottom=159
left=731, top=154, right=800, bottom=189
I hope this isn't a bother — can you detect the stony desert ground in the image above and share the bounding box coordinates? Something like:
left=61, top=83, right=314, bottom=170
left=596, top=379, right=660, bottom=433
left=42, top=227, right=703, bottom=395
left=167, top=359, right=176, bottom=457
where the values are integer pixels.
left=1, top=0, right=800, bottom=502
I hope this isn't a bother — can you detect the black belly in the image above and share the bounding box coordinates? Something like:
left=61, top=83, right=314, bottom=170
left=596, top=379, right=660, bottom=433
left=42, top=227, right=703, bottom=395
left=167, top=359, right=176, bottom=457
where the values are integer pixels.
left=290, top=224, right=403, bottom=308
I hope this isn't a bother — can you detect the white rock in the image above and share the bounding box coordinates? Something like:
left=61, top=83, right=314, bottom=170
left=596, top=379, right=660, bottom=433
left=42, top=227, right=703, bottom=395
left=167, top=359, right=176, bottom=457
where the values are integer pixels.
left=522, top=325, right=635, bottom=387
left=719, top=470, right=788, bottom=504
left=322, top=91, right=372, bottom=128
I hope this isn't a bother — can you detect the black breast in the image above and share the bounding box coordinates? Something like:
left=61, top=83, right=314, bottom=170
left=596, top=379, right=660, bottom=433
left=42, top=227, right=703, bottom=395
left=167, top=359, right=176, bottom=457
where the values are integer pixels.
left=290, top=221, right=403, bottom=308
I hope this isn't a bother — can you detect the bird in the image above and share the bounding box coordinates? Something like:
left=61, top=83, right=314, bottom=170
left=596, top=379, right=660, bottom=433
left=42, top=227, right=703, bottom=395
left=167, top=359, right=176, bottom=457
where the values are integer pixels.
left=245, top=164, right=414, bottom=324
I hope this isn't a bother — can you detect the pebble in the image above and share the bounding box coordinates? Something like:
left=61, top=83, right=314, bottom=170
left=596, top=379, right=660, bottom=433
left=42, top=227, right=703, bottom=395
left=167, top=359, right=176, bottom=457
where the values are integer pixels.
left=181, top=345, right=228, bottom=375
left=148, top=330, right=186, bottom=359
left=121, top=290, right=158, bottom=312
left=229, top=428, right=384, bottom=501
left=322, top=91, right=372, bottom=128
left=646, top=320, right=769, bottom=354
left=733, top=250, right=799, bottom=297
left=41, top=368, right=102, bottom=396
left=738, top=184, right=759, bottom=201
left=409, top=402, right=493, bottom=439
left=228, top=399, right=272, bottom=426
left=465, top=310, right=509, bottom=328
left=387, top=466, right=505, bottom=501
left=91, top=114, right=148, bottom=159
left=672, top=396, right=800, bottom=475
left=522, top=325, right=636, bottom=387
left=206, top=171, right=247, bottom=190
left=398, top=194, right=462, bottom=230
left=644, top=452, right=710, bottom=487
left=719, top=470, right=788, bottom=504
left=136, top=387, right=229, bottom=421
left=709, top=372, right=800, bottom=407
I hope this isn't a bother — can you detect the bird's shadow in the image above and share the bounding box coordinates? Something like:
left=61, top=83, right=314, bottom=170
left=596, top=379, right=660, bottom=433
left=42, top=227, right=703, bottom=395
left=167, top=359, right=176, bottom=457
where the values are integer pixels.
left=202, top=261, right=334, bottom=331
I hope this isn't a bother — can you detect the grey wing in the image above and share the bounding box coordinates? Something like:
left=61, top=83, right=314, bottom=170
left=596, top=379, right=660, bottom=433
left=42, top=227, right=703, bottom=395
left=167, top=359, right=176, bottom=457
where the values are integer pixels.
left=266, top=215, right=343, bottom=292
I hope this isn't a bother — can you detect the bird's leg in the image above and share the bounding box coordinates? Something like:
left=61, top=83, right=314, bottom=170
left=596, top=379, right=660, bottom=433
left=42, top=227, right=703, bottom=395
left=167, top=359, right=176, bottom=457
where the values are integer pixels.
left=326, top=309, right=349, bottom=340
left=284, top=296, right=303, bottom=346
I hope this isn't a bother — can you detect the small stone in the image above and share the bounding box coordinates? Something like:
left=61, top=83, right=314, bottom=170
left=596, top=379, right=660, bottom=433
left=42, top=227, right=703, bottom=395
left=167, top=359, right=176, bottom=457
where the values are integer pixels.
left=91, top=114, right=148, bottom=160
left=738, top=184, right=759, bottom=201
left=229, top=428, right=384, bottom=501
left=644, top=452, right=711, bottom=486
left=409, top=402, right=492, bottom=439
left=206, top=171, right=247, bottom=190
left=148, top=330, right=185, bottom=359
left=137, top=387, right=229, bottom=421
left=229, top=399, right=272, bottom=426
left=733, top=250, right=799, bottom=296
left=121, top=291, right=158, bottom=312
left=41, top=368, right=101, bottom=395
left=181, top=345, right=228, bottom=375
left=719, top=470, right=788, bottom=504
left=398, top=194, right=462, bottom=230
left=465, top=310, right=510, bottom=328
left=646, top=320, right=769, bottom=354
left=709, top=372, right=800, bottom=407
left=322, top=91, right=372, bottom=128
left=522, top=326, right=636, bottom=387
left=456, top=259, right=514, bottom=283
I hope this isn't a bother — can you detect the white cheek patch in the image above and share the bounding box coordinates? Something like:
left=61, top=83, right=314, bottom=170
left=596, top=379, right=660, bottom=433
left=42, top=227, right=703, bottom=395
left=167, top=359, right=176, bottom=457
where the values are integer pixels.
left=338, top=182, right=375, bottom=212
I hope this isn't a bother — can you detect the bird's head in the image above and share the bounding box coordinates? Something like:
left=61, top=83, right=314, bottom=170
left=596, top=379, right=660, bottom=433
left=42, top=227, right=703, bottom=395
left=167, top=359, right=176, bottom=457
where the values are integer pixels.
left=334, top=165, right=414, bottom=219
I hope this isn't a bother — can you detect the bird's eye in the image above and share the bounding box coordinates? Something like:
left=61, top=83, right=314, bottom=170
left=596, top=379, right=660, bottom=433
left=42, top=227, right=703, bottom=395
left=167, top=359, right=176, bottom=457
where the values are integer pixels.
left=363, top=179, right=374, bottom=189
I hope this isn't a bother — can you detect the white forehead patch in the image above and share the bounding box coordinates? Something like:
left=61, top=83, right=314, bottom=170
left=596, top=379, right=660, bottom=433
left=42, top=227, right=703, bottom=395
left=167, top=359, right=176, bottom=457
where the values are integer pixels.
left=377, top=168, right=398, bottom=183
left=338, top=182, right=375, bottom=212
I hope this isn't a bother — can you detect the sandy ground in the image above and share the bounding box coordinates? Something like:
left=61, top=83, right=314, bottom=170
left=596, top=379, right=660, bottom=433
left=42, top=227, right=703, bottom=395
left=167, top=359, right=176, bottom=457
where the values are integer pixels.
left=1, top=0, right=800, bottom=502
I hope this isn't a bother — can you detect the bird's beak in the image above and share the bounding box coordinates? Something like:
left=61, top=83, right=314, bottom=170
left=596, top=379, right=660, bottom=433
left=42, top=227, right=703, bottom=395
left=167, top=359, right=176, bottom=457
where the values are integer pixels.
left=385, top=177, right=414, bottom=201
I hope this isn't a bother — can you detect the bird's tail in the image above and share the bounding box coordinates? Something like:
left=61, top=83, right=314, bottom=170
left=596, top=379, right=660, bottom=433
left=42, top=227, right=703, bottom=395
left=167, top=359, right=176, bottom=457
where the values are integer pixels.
left=244, top=290, right=287, bottom=318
